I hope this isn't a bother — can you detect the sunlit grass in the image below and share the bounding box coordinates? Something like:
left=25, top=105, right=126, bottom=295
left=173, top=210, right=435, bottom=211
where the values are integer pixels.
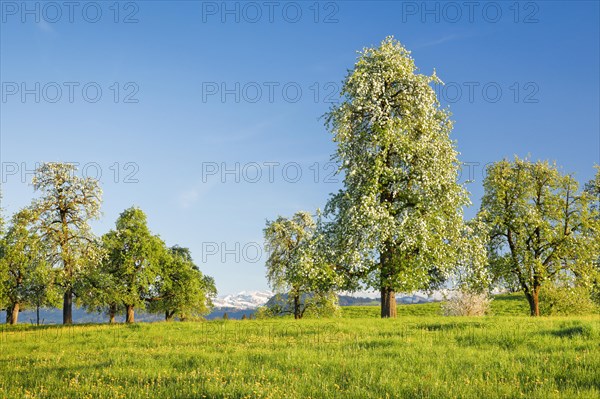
left=341, top=293, right=531, bottom=318
left=1, top=297, right=599, bottom=399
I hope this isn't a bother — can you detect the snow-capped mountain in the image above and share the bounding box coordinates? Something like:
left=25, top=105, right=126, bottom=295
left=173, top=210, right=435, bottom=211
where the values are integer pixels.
left=213, top=291, right=273, bottom=310
left=212, top=290, right=440, bottom=310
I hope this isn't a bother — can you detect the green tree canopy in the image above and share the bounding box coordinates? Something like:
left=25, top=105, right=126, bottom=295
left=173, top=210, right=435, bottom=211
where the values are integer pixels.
left=148, top=245, right=217, bottom=321
left=77, top=250, right=123, bottom=323
left=264, top=211, right=338, bottom=319
left=0, top=209, right=57, bottom=325
left=102, top=206, right=166, bottom=323
left=480, top=157, right=599, bottom=316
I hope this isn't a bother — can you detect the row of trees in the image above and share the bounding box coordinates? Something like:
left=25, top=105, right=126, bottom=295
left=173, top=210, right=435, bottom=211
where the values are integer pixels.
left=0, top=163, right=216, bottom=325
left=2, top=37, right=597, bottom=322
left=263, top=37, right=600, bottom=318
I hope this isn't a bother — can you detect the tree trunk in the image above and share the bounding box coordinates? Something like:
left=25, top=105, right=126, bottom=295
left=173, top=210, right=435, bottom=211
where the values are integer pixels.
left=7, top=303, right=19, bottom=325
left=293, top=294, right=301, bottom=319
left=108, top=304, right=117, bottom=324
left=36, top=305, right=40, bottom=326
left=526, top=287, right=541, bottom=316
left=63, top=290, right=73, bottom=325
left=126, top=305, right=135, bottom=323
left=381, top=287, right=397, bottom=318
left=165, top=311, right=175, bottom=321
left=380, top=244, right=397, bottom=318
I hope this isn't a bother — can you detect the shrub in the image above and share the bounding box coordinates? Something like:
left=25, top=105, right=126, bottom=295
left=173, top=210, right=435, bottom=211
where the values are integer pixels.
left=539, top=283, right=598, bottom=316
left=257, top=292, right=341, bottom=319
left=254, top=306, right=276, bottom=319
left=442, top=291, right=492, bottom=316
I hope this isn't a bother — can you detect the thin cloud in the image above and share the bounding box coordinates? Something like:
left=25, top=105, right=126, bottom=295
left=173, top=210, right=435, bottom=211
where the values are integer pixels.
left=414, top=34, right=466, bottom=49
left=37, top=20, right=57, bottom=35
left=177, top=180, right=218, bottom=209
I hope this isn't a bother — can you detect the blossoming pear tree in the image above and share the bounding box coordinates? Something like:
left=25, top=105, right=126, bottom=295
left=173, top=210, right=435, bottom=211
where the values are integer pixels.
left=31, top=162, right=103, bottom=324
left=323, top=37, right=479, bottom=318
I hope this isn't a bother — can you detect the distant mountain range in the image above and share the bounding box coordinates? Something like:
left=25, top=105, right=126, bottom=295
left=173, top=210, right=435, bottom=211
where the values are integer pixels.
left=215, top=291, right=435, bottom=311
left=201, top=292, right=436, bottom=320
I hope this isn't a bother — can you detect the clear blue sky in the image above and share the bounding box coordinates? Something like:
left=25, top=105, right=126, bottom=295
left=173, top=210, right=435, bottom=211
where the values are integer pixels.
left=1, top=1, right=599, bottom=295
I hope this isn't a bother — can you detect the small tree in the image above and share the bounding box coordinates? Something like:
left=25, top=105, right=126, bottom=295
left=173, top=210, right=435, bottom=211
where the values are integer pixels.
left=585, top=166, right=600, bottom=209
left=103, top=207, right=165, bottom=323
left=31, top=163, right=103, bottom=324
left=585, top=166, right=600, bottom=304
left=447, top=217, right=491, bottom=294
left=260, top=291, right=340, bottom=319
left=0, top=209, right=56, bottom=325
left=0, top=208, right=6, bottom=314
left=77, top=253, right=122, bottom=323
left=24, top=256, right=61, bottom=325
left=148, top=246, right=217, bottom=321
left=480, top=158, right=599, bottom=316
left=264, top=211, right=337, bottom=319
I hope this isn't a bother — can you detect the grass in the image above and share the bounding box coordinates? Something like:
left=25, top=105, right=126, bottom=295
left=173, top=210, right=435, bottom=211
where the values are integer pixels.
left=340, top=293, right=530, bottom=318
left=489, top=293, right=533, bottom=316
left=0, top=295, right=599, bottom=398
left=341, top=301, right=442, bottom=318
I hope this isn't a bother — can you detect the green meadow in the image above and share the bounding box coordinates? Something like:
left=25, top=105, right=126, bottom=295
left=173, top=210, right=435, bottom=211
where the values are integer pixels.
left=1, top=296, right=599, bottom=399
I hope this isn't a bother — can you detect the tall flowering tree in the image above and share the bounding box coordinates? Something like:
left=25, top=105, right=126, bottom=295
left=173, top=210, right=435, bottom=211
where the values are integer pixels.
left=31, top=163, right=103, bottom=324
left=323, top=37, right=478, bottom=318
